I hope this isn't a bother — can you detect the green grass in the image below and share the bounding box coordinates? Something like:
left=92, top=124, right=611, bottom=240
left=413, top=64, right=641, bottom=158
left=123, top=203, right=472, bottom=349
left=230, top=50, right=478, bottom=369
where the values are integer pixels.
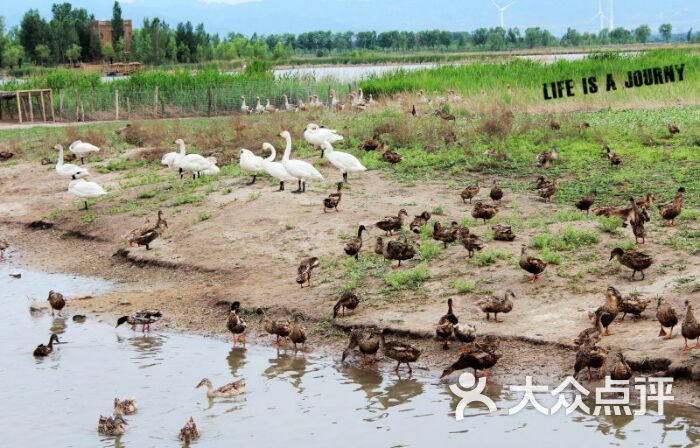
left=665, top=229, right=700, bottom=254
left=170, top=193, right=205, bottom=206
left=431, top=205, right=445, bottom=215
left=597, top=216, right=624, bottom=233
left=384, top=265, right=432, bottom=290
left=98, top=158, right=149, bottom=173
left=418, top=240, right=442, bottom=261
left=531, top=226, right=599, bottom=251
left=198, top=211, right=211, bottom=221
left=473, top=249, right=511, bottom=266
left=453, top=279, right=476, bottom=294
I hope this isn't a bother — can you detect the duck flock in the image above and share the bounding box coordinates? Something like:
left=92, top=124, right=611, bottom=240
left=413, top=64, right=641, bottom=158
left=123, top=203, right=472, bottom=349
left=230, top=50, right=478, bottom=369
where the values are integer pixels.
left=11, top=100, right=698, bottom=441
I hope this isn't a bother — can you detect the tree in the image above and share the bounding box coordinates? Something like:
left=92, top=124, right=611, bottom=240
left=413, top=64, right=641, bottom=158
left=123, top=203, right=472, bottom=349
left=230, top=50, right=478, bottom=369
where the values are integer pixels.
left=65, top=43, right=81, bottom=65
left=19, top=9, right=49, bottom=61
left=166, top=35, right=177, bottom=62
left=0, top=17, right=6, bottom=67
left=3, top=43, right=25, bottom=68
left=659, top=23, right=672, bottom=42
left=102, top=42, right=115, bottom=63
left=112, top=1, right=124, bottom=47
left=560, top=28, right=581, bottom=46
left=35, top=43, right=50, bottom=65
left=634, top=25, right=651, bottom=43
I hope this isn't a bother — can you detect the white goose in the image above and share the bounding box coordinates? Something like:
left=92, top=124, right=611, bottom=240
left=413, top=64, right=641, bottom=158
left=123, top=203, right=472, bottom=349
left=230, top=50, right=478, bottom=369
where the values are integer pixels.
left=261, top=142, right=297, bottom=191
left=161, top=139, right=187, bottom=171
left=69, top=140, right=100, bottom=165
left=240, top=96, right=251, bottom=114
left=321, top=141, right=366, bottom=183
left=254, top=97, right=265, bottom=114
left=264, top=99, right=277, bottom=113
left=303, top=123, right=344, bottom=150
left=239, top=149, right=265, bottom=185
left=55, top=144, right=89, bottom=179
left=68, top=179, right=106, bottom=210
left=202, top=157, right=220, bottom=175
left=279, top=130, right=323, bottom=194
left=177, top=150, right=215, bottom=180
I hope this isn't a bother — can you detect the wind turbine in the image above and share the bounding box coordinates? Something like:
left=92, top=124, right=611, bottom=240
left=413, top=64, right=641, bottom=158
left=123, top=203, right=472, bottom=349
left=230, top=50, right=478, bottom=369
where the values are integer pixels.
left=608, top=0, right=614, bottom=30
left=491, top=0, right=515, bottom=29
left=594, top=0, right=607, bottom=32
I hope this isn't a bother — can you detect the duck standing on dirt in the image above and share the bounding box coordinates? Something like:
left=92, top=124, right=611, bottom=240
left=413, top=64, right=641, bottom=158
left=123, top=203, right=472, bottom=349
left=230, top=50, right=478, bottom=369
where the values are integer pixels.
left=323, top=182, right=343, bottom=212
left=491, top=224, right=515, bottom=241
left=98, top=415, right=127, bottom=436
left=441, top=335, right=501, bottom=379
left=610, top=352, right=633, bottom=381
left=538, top=178, right=557, bottom=202
left=342, top=327, right=380, bottom=366
left=433, top=221, right=460, bottom=248
left=658, top=187, right=685, bottom=226
left=344, top=225, right=367, bottom=260
left=127, top=210, right=168, bottom=250
left=116, top=310, right=163, bottom=332
left=320, top=141, right=366, bottom=183
left=33, top=333, right=61, bottom=357
left=519, top=245, right=547, bottom=282
left=333, top=291, right=359, bottom=318
left=409, top=211, right=431, bottom=233
left=477, top=290, right=515, bottom=322
left=618, top=294, right=650, bottom=320
left=681, top=300, right=700, bottom=350
left=573, top=342, right=609, bottom=381
left=290, top=314, right=308, bottom=352
left=376, top=235, right=416, bottom=267
left=436, top=298, right=458, bottom=350
left=454, top=322, right=477, bottom=352
left=296, top=257, right=320, bottom=288
left=227, top=301, right=247, bottom=346
left=575, top=191, right=597, bottom=215
left=113, top=398, right=137, bottom=416
left=381, top=329, right=422, bottom=374
left=376, top=209, right=408, bottom=236
left=574, top=312, right=604, bottom=347
left=589, top=286, right=621, bottom=336
left=460, top=181, right=480, bottom=204
left=47, top=290, right=66, bottom=317
left=459, top=227, right=484, bottom=258
left=471, top=201, right=498, bottom=224
left=489, top=180, right=503, bottom=203
left=196, top=378, right=246, bottom=398
left=178, top=417, right=199, bottom=444
left=609, top=248, right=653, bottom=280
left=656, top=297, right=679, bottom=339
left=631, top=215, right=646, bottom=244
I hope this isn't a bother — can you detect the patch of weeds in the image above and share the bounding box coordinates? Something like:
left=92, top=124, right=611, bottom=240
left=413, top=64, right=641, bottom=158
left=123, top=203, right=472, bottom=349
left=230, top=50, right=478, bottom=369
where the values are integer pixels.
left=170, top=193, right=205, bottom=206
left=540, top=247, right=562, bottom=265
left=46, top=208, right=63, bottom=220
left=98, top=158, right=148, bottom=173
left=335, top=256, right=387, bottom=290
left=246, top=192, right=262, bottom=202
left=531, top=226, right=598, bottom=251
left=120, top=171, right=170, bottom=188
left=597, top=216, right=624, bottom=234
left=79, top=212, right=98, bottom=224
left=310, top=319, right=345, bottom=337
left=473, top=249, right=511, bottom=266
left=453, top=279, right=475, bottom=294
left=199, top=211, right=211, bottom=221
left=678, top=209, right=699, bottom=222
left=384, top=265, right=431, bottom=290
left=418, top=240, right=442, bottom=261
left=611, top=240, right=637, bottom=250
left=221, top=187, right=232, bottom=195
left=459, top=217, right=478, bottom=228
left=432, top=204, right=445, bottom=215
left=665, top=229, right=700, bottom=254
left=137, top=189, right=158, bottom=199
left=284, top=223, right=295, bottom=230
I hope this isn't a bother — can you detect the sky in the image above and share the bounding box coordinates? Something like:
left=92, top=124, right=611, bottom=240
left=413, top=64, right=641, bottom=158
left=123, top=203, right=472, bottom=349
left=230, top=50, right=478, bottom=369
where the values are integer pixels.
left=2, top=0, right=698, bottom=37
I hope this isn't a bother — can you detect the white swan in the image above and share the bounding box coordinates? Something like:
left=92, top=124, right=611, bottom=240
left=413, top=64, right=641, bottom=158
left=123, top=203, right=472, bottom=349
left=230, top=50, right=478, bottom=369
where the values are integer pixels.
left=55, top=144, right=89, bottom=179
left=68, top=179, right=106, bottom=210
left=239, top=149, right=265, bottom=185
left=176, top=148, right=215, bottom=180
left=261, top=142, right=297, bottom=191
left=321, top=141, right=366, bottom=183
left=279, top=130, right=323, bottom=193
left=161, top=139, right=187, bottom=171
left=201, top=156, right=220, bottom=176
left=303, top=123, right=344, bottom=151
left=69, top=140, right=100, bottom=165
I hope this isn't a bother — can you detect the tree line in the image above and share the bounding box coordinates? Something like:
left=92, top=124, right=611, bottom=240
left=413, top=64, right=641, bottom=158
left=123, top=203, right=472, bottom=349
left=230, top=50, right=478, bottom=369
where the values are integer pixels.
left=0, top=1, right=697, bottom=68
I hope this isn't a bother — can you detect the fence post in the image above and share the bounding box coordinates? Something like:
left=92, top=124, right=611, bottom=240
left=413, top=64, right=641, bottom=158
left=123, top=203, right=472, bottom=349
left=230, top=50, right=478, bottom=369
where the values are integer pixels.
left=115, top=90, right=120, bottom=121
left=16, top=92, right=22, bottom=123
left=49, top=90, right=55, bottom=122
left=75, top=89, right=80, bottom=121
left=59, top=89, right=64, bottom=120
left=39, top=91, right=46, bottom=122
left=153, top=86, right=159, bottom=118
left=208, top=87, right=213, bottom=117
left=28, top=91, right=34, bottom=122
left=126, top=96, right=130, bottom=118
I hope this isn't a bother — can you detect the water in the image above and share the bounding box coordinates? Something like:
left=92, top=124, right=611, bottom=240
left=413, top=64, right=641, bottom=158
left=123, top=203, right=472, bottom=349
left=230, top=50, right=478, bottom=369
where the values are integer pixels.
left=1, top=261, right=699, bottom=447
left=273, top=63, right=441, bottom=82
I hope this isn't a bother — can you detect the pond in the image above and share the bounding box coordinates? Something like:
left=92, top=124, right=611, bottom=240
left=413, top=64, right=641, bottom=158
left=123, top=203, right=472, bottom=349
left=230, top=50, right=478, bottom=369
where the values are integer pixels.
left=1, top=261, right=698, bottom=447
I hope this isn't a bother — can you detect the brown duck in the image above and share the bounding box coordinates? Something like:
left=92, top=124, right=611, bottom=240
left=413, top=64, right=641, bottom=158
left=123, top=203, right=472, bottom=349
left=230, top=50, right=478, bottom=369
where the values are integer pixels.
left=610, top=352, right=632, bottom=381
left=681, top=300, right=700, bottom=350
left=471, top=201, right=498, bottom=224
left=519, top=245, right=547, bottom=282
left=489, top=180, right=503, bottom=203
left=433, top=221, right=460, bottom=248
left=618, top=294, right=650, bottom=320
left=656, top=297, right=679, bottom=339
left=178, top=417, right=199, bottom=444
left=461, top=181, right=480, bottom=204
left=537, top=147, right=558, bottom=168
left=631, top=217, right=646, bottom=244
left=409, top=211, right=431, bottom=233
left=459, top=227, right=484, bottom=258
left=435, top=298, right=458, bottom=349
left=658, top=187, right=685, bottom=226
left=289, top=314, right=308, bottom=352
left=323, top=182, right=343, bottom=213
left=296, top=257, right=320, bottom=288
left=376, top=209, right=408, bottom=235
left=491, top=224, right=515, bottom=241
left=574, top=312, right=603, bottom=347
left=535, top=176, right=552, bottom=190
left=477, top=289, right=515, bottom=322
left=47, top=290, right=66, bottom=317
left=333, top=291, right=359, bottom=318
left=538, top=178, right=557, bottom=202
left=668, top=123, right=680, bottom=135
left=589, top=286, right=621, bottom=336
left=342, top=327, right=380, bottom=366
left=441, top=335, right=501, bottom=379
left=376, top=236, right=416, bottom=267
left=574, top=342, right=609, bottom=381
left=605, top=146, right=622, bottom=166
left=361, top=133, right=382, bottom=151
left=128, top=210, right=168, bottom=250
left=575, top=190, right=597, bottom=215
left=33, top=333, right=61, bottom=357
left=227, top=301, right=247, bottom=345
left=381, top=330, right=422, bottom=374
left=344, top=225, right=367, bottom=259
left=381, top=149, right=403, bottom=165
left=609, top=248, right=653, bottom=280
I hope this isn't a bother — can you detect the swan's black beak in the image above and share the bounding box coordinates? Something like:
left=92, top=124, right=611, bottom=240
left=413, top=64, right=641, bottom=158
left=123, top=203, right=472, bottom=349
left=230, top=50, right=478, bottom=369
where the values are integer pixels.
left=320, top=149, right=325, bottom=158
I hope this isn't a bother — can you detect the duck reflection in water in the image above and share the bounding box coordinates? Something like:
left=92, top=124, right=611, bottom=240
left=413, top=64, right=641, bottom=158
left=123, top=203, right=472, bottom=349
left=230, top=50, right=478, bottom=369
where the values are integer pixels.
left=123, top=333, right=165, bottom=357
left=49, top=317, right=67, bottom=335
left=264, top=352, right=308, bottom=392
left=378, top=377, right=424, bottom=409
left=227, top=346, right=248, bottom=378
left=339, top=364, right=384, bottom=402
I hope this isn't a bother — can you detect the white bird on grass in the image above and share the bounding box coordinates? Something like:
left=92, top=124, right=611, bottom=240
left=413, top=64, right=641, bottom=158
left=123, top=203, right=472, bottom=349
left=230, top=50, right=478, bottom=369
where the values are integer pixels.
left=261, top=142, right=297, bottom=191
left=177, top=152, right=215, bottom=180
left=239, top=149, right=265, bottom=185
left=303, top=123, right=344, bottom=150
left=69, top=140, right=100, bottom=165
left=55, top=144, right=89, bottom=179
left=161, top=139, right=187, bottom=171
left=320, top=141, right=366, bottom=183
left=255, top=97, right=265, bottom=114
left=68, top=179, right=106, bottom=210
left=279, top=130, right=323, bottom=194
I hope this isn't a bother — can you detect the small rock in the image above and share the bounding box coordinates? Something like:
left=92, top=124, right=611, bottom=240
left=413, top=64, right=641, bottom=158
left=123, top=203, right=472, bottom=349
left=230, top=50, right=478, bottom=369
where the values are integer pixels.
left=9, top=272, right=21, bottom=278
left=118, top=301, right=131, bottom=306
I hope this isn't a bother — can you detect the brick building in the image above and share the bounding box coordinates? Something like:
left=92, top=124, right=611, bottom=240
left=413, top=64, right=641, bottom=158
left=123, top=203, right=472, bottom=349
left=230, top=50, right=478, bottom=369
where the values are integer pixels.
left=89, top=20, right=133, bottom=53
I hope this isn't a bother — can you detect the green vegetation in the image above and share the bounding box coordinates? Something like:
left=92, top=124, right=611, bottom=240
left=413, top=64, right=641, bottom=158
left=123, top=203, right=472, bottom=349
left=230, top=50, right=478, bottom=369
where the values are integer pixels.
left=597, top=216, right=624, bottom=233
left=473, top=250, right=511, bottom=266
left=418, top=240, right=442, bottom=261
left=384, top=265, right=431, bottom=290
left=531, top=226, right=599, bottom=251
left=198, top=211, right=211, bottom=221
left=453, top=279, right=476, bottom=294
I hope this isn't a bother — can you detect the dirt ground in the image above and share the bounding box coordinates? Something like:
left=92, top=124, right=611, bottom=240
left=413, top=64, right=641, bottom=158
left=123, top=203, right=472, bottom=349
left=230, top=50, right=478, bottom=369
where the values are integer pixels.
left=1, top=152, right=699, bottom=405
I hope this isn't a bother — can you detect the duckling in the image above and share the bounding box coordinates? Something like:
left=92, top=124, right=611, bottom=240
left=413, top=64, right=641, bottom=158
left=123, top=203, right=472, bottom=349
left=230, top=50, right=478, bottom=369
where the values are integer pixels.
left=610, top=352, right=632, bottom=381
left=658, top=187, right=685, bottom=226
left=491, top=224, right=515, bottom=241
left=656, top=297, right=679, bottom=339
left=376, top=209, right=408, bottom=236
left=113, top=398, right=137, bottom=416
left=609, top=248, right=653, bottom=280
left=376, top=235, right=416, bottom=267
left=47, top=290, right=65, bottom=317
left=477, top=290, right=515, bottom=322
left=573, top=342, right=609, bottom=381
left=196, top=378, right=246, bottom=398
left=489, top=180, right=503, bottom=203
left=589, top=286, right=621, bottom=336
left=668, top=123, right=680, bottom=135
left=537, top=146, right=558, bottom=168
left=575, top=190, right=597, bottom=215
left=460, top=181, right=480, bottom=204
left=471, top=201, right=498, bottom=223
left=323, top=182, right=343, bottom=213
left=342, top=327, right=380, bottom=366
left=538, top=178, right=557, bottom=202
left=435, top=298, right=458, bottom=350
left=519, top=245, right=547, bottom=282
left=410, top=211, right=431, bottom=233
left=681, top=300, right=700, bottom=350
left=178, top=417, right=199, bottom=444
left=116, top=310, right=163, bottom=332
left=227, top=301, right=247, bottom=345
left=33, top=333, right=60, bottom=357
left=459, top=227, right=484, bottom=258
left=618, top=294, right=650, bottom=320
left=296, top=257, right=320, bottom=288
left=290, top=314, right=308, bottom=352
left=605, top=146, right=622, bottom=166
left=98, top=415, right=127, bottom=436
left=381, top=330, right=421, bottom=374
left=0, top=239, right=8, bottom=259
left=381, top=149, right=403, bottom=165
left=333, top=291, right=359, bottom=318
left=454, top=322, right=477, bottom=352
left=433, top=221, right=460, bottom=248
left=441, top=335, right=501, bottom=379
left=344, top=225, right=367, bottom=260
left=361, top=133, right=382, bottom=151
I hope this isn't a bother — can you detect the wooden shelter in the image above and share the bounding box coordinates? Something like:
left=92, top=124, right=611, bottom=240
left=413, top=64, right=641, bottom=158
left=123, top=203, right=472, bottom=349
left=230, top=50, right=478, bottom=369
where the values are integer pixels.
left=0, top=89, right=55, bottom=123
